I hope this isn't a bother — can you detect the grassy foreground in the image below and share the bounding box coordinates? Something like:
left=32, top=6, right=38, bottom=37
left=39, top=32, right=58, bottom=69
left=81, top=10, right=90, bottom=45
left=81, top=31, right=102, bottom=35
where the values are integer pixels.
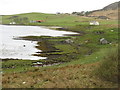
left=2, top=12, right=119, bottom=88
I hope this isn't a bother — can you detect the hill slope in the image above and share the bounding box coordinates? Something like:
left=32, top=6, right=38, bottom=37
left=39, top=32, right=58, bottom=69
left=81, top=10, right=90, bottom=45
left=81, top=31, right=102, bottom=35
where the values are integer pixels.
left=2, top=12, right=95, bottom=26
left=88, top=1, right=119, bottom=19
left=102, top=1, right=119, bottom=10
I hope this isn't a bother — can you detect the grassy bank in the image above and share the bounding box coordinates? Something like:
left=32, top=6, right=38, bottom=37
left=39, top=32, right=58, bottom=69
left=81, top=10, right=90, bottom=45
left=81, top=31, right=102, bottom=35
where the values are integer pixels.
left=94, top=47, right=118, bottom=83
left=2, top=12, right=118, bottom=88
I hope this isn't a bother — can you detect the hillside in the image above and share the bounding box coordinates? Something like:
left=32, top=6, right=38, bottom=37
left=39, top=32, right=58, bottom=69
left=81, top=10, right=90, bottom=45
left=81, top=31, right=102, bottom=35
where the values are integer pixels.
left=2, top=12, right=96, bottom=26
left=102, top=1, right=119, bottom=10
left=88, top=1, right=119, bottom=20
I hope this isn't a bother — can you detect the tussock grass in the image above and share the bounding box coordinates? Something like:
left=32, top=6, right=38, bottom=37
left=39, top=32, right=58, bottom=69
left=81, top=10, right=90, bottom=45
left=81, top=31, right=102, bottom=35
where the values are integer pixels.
left=94, top=47, right=118, bottom=83
left=2, top=63, right=118, bottom=88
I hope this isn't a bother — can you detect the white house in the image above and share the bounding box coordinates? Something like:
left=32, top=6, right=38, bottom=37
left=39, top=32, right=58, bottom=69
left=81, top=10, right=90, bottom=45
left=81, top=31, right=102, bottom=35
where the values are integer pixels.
left=10, top=22, right=16, bottom=24
left=30, top=20, right=36, bottom=23
left=89, top=21, right=99, bottom=25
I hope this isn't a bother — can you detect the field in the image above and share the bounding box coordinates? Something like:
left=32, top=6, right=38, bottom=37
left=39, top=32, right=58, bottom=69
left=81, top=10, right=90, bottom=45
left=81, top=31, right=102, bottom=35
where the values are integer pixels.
left=2, top=12, right=119, bottom=88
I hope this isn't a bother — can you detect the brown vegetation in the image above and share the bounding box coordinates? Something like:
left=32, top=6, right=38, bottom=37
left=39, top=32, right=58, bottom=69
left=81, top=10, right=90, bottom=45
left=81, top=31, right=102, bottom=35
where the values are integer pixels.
left=88, top=9, right=118, bottom=20
left=94, top=48, right=118, bottom=83
left=2, top=62, right=118, bottom=88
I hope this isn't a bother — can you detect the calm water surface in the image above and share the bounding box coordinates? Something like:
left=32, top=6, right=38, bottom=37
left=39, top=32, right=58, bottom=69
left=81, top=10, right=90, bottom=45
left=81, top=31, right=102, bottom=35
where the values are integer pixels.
left=0, top=25, right=78, bottom=60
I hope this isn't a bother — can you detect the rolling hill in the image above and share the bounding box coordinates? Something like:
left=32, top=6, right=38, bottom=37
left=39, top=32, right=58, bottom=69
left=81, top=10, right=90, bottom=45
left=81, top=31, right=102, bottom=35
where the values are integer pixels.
left=88, top=1, right=119, bottom=20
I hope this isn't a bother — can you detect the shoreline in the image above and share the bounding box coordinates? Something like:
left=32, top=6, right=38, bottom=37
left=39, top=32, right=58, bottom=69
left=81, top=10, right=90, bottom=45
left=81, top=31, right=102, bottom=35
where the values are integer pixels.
left=1, top=25, right=81, bottom=67
left=1, top=24, right=83, bottom=34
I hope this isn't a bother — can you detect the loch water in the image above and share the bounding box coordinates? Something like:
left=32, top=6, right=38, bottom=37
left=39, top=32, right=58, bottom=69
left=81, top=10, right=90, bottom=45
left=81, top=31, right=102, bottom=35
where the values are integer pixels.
left=0, top=25, right=78, bottom=60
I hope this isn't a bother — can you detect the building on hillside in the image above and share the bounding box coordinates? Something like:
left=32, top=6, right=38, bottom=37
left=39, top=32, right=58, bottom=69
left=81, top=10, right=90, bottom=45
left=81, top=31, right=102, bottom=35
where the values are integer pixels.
left=30, top=20, right=36, bottom=23
left=97, top=16, right=110, bottom=20
left=30, top=20, right=44, bottom=23
left=9, top=22, right=16, bottom=24
left=89, top=21, right=99, bottom=25
left=36, top=20, right=44, bottom=23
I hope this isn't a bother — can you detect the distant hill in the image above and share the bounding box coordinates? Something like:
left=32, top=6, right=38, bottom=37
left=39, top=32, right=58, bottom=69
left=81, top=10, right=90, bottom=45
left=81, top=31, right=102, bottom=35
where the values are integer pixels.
left=88, top=1, right=119, bottom=20
left=102, top=1, right=119, bottom=10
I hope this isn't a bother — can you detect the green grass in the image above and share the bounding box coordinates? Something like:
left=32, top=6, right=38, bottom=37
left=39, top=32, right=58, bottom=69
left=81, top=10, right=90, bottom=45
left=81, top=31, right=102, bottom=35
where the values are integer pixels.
left=2, top=12, right=117, bottom=26
left=2, top=60, right=41, bottom=73
left=54, top=44, right=76, bottom=54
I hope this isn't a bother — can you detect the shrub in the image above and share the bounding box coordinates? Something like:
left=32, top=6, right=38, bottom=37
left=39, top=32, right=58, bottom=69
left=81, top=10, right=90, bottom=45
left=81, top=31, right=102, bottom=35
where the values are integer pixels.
left=95, top=47, right=118, bottom=83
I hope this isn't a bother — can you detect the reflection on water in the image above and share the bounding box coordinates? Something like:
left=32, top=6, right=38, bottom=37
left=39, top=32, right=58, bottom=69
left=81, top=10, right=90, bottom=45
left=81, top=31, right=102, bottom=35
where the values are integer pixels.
left=0, top=25, right=78, bottom=60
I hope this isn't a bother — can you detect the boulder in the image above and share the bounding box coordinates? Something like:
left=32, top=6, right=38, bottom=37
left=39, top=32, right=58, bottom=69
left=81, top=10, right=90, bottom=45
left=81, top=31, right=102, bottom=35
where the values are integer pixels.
left=100, top=38, right=109, bottom=44
left=65, top=39, right=74, bottom=44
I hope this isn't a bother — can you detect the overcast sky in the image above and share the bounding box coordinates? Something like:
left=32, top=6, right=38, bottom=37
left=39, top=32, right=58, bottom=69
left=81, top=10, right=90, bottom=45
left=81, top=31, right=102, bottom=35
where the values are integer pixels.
left=0, top=0, right=119, bottom=15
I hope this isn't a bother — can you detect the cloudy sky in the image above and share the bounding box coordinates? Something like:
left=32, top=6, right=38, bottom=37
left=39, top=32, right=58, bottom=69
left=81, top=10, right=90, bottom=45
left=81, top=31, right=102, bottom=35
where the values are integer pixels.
left=0, top=0, right=118, bottom=15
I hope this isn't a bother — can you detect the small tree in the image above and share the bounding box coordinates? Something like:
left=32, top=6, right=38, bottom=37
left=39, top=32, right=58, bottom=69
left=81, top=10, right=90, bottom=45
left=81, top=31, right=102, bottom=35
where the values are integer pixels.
left=84, top=11, right=91, bottom=16
left=72, top=12, right=77, bottom=14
